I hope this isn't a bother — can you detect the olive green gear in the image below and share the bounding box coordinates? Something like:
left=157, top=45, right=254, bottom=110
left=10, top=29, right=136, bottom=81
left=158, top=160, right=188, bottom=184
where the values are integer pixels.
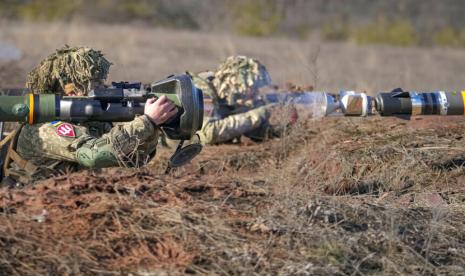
left=75, top=140, right=118, bottom=168
left=26, top=46, right=112, bottom=94
left=212, top=56, right=271, bottom=106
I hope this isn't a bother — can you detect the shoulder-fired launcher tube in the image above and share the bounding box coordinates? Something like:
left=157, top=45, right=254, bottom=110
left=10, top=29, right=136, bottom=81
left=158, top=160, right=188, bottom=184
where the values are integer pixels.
left=0, top=74, right=204, bottom=140
left=0, top=93, right=162, bottom=124
left=339, top=90, right=465, bottom=117
left=376, top=91, right=465, bottom=116
left=260, top=90, right=465, bottom=118
left=0, top=93, right=156, bottom=124
left=0, top=94, right=58, bottom=124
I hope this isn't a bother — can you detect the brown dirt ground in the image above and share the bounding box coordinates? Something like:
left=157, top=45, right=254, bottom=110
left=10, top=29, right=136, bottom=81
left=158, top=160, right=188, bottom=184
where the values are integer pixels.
left=1, top=24, right=465, bottom=274
left=1, top=116, right=465, bottom=275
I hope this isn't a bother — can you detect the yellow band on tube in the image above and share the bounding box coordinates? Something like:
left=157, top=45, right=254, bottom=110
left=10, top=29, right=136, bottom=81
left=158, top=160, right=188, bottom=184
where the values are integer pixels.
left=28, top=93, right=34, bottom=124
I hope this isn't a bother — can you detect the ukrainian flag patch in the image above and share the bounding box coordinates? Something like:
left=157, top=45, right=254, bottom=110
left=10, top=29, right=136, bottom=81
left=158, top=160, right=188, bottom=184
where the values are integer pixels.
left=51, top=121, right=63, bottom=127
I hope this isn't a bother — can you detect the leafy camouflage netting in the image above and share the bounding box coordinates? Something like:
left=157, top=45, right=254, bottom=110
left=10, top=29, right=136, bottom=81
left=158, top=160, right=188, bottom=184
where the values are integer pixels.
left=26, top=46, right=111, bottom=94
left=213, top=56, right=271, bottom=105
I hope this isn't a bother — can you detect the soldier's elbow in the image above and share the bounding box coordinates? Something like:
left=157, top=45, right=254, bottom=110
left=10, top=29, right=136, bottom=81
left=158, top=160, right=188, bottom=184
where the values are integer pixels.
left=75, top=144, right=119, bottom=168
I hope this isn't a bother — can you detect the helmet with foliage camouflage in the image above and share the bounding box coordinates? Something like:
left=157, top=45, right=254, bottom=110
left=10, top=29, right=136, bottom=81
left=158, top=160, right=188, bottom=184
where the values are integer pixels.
left=26, top=46, right=111, bottom=94
left=212, top=55, right=271, bottom=106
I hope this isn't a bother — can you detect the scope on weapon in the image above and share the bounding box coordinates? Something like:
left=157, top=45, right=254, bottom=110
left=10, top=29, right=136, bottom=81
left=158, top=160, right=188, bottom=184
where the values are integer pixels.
left=0, top=74, right=204, bottom=141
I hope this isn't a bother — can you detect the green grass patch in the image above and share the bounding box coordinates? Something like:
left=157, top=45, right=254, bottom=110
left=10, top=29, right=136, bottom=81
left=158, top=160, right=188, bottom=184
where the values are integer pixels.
left=433, top=27, right=465, bottom=48
left=232, top=1, right=282, bottom=37
left=351, top=17, right=418, bottom=47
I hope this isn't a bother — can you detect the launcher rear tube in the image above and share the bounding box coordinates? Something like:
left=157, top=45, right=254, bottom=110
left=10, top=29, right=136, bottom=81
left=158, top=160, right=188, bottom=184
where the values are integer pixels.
left=0, top=94, right=58, bottom=123
left=0, top=94, right=146, bottom=124
left=375, top=91, right=465, bottom=116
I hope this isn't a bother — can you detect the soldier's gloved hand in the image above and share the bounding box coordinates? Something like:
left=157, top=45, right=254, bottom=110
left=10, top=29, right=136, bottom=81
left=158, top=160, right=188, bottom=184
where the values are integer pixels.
left=144, top=95, right=178, bottom=125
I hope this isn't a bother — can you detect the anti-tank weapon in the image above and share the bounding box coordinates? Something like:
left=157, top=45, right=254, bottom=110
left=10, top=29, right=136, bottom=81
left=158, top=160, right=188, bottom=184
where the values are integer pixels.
left=259, top=88, right=465, bottom=118
left=0, top=74, right=204, bottom=167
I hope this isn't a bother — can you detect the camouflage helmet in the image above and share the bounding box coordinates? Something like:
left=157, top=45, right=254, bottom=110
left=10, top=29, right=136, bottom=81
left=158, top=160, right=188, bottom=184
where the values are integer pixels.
left=212, top=56, right=271, bottom=106
left=26, top=46, right=111, bottom=94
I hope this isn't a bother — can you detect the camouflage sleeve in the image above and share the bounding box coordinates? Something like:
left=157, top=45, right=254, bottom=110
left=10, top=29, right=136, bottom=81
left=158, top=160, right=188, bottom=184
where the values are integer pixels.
left=17, top=115, right=159, bottom=168
left=197, top=106, right=270, bottom=145
left=76, top=115, right=159, bottom=168
left=244, top=104, right=294, bottom=141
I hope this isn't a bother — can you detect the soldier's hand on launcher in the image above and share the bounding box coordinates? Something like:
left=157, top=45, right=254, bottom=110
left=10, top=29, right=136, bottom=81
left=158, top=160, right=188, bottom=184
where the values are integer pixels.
left=144, top=95, right=178, bottom=125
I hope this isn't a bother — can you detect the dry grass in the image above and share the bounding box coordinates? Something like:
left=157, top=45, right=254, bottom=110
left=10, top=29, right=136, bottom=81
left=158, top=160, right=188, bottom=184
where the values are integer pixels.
left=1, top=22, right=465, bottom=275
left=2, top=116, right=465, bottom=274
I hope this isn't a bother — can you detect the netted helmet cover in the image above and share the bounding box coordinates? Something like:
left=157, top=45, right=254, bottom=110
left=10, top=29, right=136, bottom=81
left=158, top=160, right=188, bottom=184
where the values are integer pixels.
left=213, top=55, right=271, bottom=106
left=26, top=46, right=111, bottom=94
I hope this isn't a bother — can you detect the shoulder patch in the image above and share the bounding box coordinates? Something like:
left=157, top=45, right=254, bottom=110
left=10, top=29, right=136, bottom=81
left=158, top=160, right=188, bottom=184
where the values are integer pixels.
left=56, top=123, right=76, bottom=138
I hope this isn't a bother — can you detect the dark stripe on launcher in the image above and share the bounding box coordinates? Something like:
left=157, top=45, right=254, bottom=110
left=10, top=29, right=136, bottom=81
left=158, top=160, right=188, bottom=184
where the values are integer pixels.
left=33, top=94, right=39, bottom=123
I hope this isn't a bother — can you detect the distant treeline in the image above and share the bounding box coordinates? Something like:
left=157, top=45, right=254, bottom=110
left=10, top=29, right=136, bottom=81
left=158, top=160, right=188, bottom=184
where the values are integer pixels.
left=2, top=0, right=465, bottom=47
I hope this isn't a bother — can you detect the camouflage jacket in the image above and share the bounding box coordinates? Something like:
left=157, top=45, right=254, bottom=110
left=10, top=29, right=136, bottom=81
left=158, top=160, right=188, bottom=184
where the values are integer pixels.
left=6, top=115, right=159, bottom=183
left=189, top=72, right=272, bottom=145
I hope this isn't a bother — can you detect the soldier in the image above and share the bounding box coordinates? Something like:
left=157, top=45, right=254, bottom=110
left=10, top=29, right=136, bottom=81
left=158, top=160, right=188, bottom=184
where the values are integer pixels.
left=189, top=55, right=291, bottom=145
left=2, top=46, right=177, bottom=184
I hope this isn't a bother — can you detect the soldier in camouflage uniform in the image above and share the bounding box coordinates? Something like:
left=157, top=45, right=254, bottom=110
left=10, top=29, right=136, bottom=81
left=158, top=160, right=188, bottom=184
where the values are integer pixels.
left=2, top=46, right=177, bottom=184
left=189, top=55, right=278, bottom=145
